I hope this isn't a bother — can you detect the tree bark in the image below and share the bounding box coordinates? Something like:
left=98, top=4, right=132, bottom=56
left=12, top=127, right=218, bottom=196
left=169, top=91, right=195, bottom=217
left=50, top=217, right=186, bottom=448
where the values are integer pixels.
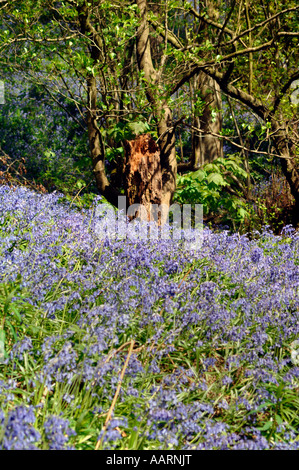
left=124, top=134, right=162, bottom=221
left=156, top=104, right=177, bottom=209
left=78, top=3, right=120, bottom=207
left=191, top=1, right=223, bottom=168
left=136, top=0, right=177, bottom=214
left=192, top=72, right=223, bottom=168
left=86, top=76, right=119, bottom=207
left=271, top=119, right=299, bottom=225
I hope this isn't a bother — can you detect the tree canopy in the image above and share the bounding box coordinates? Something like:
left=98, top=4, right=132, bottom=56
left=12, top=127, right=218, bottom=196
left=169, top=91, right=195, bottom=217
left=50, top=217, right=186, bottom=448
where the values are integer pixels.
left=0, top=0, right=298, bottom=228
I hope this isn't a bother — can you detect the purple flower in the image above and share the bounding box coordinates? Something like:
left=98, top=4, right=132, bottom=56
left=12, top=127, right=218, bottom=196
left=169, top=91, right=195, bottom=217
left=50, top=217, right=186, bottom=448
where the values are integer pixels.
left=44, top=415, right=76, bottom=450
left=1, top=184, right=299, bottom=449
left=250, top=247, right=263, bottom=263
left=0, top=406, right=41, bottom=450
left=10, top=337, right=33, bottom=361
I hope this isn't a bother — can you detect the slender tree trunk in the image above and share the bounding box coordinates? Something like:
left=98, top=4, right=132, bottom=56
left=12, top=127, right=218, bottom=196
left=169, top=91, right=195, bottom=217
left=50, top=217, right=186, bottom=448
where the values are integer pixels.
left=271, top=119, right=299, bottom=226
left=189, top=1, right=223, bottom=168
left=78, top=4, right=119, bottom=207
left=156, top=103, right=177, bottom=208
left=192, top=72, right=223, bottom=167
left=86, top=76, right=119, bottom=207
left=136, top=0, right=177, bottom=215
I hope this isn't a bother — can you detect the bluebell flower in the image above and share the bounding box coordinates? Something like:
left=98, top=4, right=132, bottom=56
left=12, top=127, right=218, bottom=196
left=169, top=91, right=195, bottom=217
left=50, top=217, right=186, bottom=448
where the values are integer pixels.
left=1, top=185, right=299, bottom=449
left=0, top=406, right=41, bottom=450
left=44, top=415, right=76, bottom=450
left=10, top=337, right=33, bottom=361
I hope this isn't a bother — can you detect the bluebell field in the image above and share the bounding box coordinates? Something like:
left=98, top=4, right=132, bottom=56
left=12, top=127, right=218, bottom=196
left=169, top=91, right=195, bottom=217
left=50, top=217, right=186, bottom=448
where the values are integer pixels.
left=0, top=185, right=298, bottom=450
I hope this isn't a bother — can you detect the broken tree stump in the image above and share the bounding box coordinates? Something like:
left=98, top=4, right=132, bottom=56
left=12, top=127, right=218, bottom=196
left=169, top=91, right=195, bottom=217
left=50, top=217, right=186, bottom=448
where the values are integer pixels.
left=124, top=134, right=162, bottom=222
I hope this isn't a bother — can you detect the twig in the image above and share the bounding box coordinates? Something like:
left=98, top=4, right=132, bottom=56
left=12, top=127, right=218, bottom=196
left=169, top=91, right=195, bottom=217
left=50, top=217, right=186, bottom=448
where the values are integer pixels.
left=183, top=122, right=296, bottom=160
left=95, top=339, right=135, bottom=450
left=70, top=181, right=92, bottom=208
left=177, top=267, right=192, bottom=290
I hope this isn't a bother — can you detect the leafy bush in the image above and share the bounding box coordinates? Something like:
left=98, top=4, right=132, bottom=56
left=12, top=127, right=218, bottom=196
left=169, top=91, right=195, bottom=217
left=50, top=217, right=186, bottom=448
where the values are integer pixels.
left=174, top=155, right=252, bottom=231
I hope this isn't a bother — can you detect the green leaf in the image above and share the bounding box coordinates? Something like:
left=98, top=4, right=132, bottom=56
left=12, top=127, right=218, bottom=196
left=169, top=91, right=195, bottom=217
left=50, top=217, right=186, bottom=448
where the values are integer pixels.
left=76, top=180, right=86, bottom=189
left=274, top=414, right=283, bottom=425
left=204, top=163, right=218, bottom=172
left=206, top=173, right=227, bottom=187
left=258, top=420, right=273, bottom=431
left=190, top=169, right=206, bottom=181
left=10, top=304, right=22, bottom=322
left=127, top=121, right=150, bottom=135
left=237, top=207, right=249, bottom=220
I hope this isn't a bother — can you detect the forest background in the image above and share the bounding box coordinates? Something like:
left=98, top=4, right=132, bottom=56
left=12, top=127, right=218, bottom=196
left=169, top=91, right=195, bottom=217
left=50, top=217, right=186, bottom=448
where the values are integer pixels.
left=0, top=0, right=298, bottom=233
left=0, top=1, right=299, bottom=451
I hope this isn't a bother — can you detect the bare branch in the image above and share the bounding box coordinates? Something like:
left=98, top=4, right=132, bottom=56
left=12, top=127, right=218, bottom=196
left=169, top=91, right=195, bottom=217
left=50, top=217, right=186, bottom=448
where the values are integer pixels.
left=273, top=71, right=299, bottom=114
left=277, top=31, right=299, bottom=38
left=183, top=122, right=294, bottom=160
left=216, top=0, right=237, bottom=46
left=0, top=33, right=78, bottom=50
left=225, top=5, right=299, bottom=46
left=185, top=4, right=234, bottom=38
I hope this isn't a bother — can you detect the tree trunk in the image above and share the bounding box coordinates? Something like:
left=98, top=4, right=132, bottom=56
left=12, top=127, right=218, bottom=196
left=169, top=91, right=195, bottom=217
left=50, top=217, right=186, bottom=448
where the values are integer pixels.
left=271, top=119, right=299, bottom=226
left=124, top=134, right=162, bottom=221
left=86, top=76, right=119, bottom=207
left=192, top=72, right=223, bottom=167
left=156, top=104, right=177, bottom=209
left=136, top=0, right=177, bottom=216
left=78, top=4, right=119, bottom=207
left=191, top=1, right=223, bottom=167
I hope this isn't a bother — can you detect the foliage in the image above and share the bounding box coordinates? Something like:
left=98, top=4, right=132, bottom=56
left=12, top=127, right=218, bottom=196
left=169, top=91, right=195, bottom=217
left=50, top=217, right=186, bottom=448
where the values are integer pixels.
left=174, top=155, right=251, bottom=231
left=0, top=0, right=298, bottom=224
left=0, top=77, right=92, bottom=195
left=0, top=185, right=298, bottom=450
left=250, top=172, right=296, bottom=234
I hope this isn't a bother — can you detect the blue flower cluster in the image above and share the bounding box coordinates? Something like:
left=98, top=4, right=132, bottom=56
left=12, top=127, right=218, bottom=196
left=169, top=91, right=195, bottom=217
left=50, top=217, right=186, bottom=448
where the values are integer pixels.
left=0, top=406, right=40, bottom=450
left=0, top=185, right=298, bottom=449
left=0, top=406, right=75, bottom=450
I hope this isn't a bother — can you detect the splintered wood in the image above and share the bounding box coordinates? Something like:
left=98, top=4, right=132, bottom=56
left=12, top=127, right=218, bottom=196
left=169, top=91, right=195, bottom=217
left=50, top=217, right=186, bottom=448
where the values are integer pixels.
left=124, top=134, right=162, bottom=222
